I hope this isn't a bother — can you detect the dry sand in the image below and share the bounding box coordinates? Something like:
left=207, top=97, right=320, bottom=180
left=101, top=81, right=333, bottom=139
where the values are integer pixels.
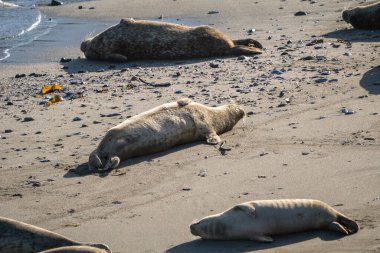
left=0, top=0, right=379, bottom=252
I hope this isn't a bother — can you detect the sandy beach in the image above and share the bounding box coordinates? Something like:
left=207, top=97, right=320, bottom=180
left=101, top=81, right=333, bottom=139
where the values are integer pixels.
left=0, top=0, right=379, bottom=252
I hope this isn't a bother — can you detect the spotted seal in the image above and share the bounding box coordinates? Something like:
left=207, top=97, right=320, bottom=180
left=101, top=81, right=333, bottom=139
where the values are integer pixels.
left=190, top=199, right=359, bottom=241
left=89, top=98, right=245, bottom=170
left=80, top=19, right=262, bottom=62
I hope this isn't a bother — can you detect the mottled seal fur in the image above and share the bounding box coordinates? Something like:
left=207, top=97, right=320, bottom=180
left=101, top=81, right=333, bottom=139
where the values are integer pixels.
left=89, top=98, right=245, bottom=171
left=80, top=19, right=262, bottom=62
left=190, top=199, right=359, bottom=241
left=342, top=2, right=380, bottom=29
left=39, top=246, right=110, bottom=253
left=0, top=216, right=111, bottom=253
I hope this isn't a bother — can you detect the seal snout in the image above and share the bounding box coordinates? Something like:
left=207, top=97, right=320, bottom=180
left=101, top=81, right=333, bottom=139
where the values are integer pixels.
left=190, top=223, right=199, bottom=236
left=80, top=39, right=91, bottom=53
left=342, top=10, right=350, bottom=22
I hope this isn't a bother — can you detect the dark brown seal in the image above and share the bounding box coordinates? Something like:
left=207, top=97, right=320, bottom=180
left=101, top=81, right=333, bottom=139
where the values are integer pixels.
left=0, top=216, right=111, bottom=253
left=342, top=2, right=380, bottom=29
left=89, top=98, right=245, bottom=170
left=80, top=19, right=262, bottom=62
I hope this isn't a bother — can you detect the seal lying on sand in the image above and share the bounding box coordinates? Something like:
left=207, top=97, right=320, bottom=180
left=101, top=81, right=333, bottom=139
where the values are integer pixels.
left=0, top=216, right=111, bottom=253
left=190, top=199, right=359, bottom=241
left=89, top=98, right=245, bottom=171
left=80, top=19, right=262, bottom=62
left=342, top=2, right=380, bottom=29
left=39, top=246, right=110, bottom=253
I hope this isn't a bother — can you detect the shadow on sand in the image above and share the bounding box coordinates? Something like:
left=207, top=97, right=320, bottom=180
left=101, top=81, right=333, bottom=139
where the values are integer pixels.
left=60, top=57, right=222, bottom=74
left=323, top=28, right=380, bottom=42
left=166, top=231, right=344, bottom=253
left=360, top=65, right=380, bottom=95
left=63, top=142, right=205, bottom=178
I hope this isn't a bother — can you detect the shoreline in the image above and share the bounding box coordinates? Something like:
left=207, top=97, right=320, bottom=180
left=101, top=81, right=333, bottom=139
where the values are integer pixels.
left=0, top=0, right=379, bottom=252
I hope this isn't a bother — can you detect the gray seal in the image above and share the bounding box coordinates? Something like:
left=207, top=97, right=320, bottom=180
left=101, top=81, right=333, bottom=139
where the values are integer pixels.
left=0, top=216, right=111, bottom=253
left=89, top=98, right=245, bottom=170
left=190, top=199, right=359, bottom=241
left=39, top=246, right=110, bottom=253
left=342, top=2, right=380, bottom=29
left=80, top=19, right=262, bottom=62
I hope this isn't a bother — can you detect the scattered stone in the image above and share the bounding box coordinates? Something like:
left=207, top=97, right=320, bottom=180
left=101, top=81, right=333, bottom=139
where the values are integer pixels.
left=238, top=55, right=249, bottom=61
left=112, top=200, right=123, bottom=204
left=175, top=90, right=184, bottom=94
left=198, top=169, right=207, bottom=177
left=343, top=52, right=352, bottom=56
left=78, top=5, right=83, bottom=9
left=6, top=101, right=13, bottom=106
left=294, top=11, right=307, bottom=16
left=22, top=117, right=34, bottom=122
left=209, top=62, right=219, bottom=68
left=279, top=90, right=285, bottom=97
left=207, top=10, right=219, bottom=14
left=301, top=152, right=309, bottom=155
left=50, top=0, right=63, bottom=6
left=315, top=78, right=328, bottom=83
left=182, top=187, right=191, bottom=191
left=73, top=116, right=82, bottom=121
left=100, top=113, right=121, bottom=117
left=341, top=107, right=354, bottom=115
left=4, top=129, right=12, bottom=133
left=15, top=73, right=26, bottom=78
left=60, top=57, right=72, bottom=63
left=271, top=69, right=283, bottom=75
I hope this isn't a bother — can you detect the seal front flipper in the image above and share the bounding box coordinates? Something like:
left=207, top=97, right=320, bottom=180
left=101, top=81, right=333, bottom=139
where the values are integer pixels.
left=177, top=98, right=192, bottom=107
left=103, top=156, right=120, bottom=171
left=233, top=39, right=263, bottom=49
left=228, top=45, right=262, bottom=56
left=250, top=234, right=274, bottom=242
left=206, top=132, right=221, bottom=145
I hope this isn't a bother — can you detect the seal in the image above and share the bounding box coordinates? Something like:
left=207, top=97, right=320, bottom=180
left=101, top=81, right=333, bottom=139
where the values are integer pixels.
left=89, top=98, right=245, bottom=171
left=342, top=2, right=380, bottom=29
left=190, top=199, right=359, bottom=241
left=39, top=246, right=110, bottom=253
left=80, top=19, right=262, bottom=62
left=0, top=216, right=111, bottom=253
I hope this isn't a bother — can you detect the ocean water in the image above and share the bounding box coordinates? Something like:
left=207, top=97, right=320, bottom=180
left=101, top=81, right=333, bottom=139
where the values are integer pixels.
left=0, top=0, right=58, bottom=61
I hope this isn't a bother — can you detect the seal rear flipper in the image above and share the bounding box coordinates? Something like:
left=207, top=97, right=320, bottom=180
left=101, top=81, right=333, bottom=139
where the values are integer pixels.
left=89, top=150, right=102, bottom=170
left=206, top=132, right=221, bottom=145
left=337, top=214, right=359, bottom=234
left=327, top=221, right=349, bottom=235
left=233, top=39, right=263, bottom=49
left=250, top=233, right=273, bottom=242
left=228, top=45, right=262, bottom=56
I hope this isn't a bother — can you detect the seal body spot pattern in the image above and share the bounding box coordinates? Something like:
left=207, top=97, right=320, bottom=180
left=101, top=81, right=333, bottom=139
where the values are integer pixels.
left=89, top=99, right=245, bottom=171
left=80, top=19, right=262, bottom=62
left=190, top=199, right=359, bottom=241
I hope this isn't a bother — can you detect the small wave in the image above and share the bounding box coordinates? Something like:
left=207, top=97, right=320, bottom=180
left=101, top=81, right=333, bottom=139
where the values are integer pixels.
left=0, top=0, right=19, bottom=7
left=18, top=12, right=42, bottom=36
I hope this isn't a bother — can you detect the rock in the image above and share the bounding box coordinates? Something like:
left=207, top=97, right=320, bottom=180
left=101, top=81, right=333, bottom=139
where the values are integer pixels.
left=73, top=116, right=82, bottom=121
left=209, top=62, right=219, bottom=68
left=271, top=69, right=283, bottom=75
left=60, top=57, right=72, bottom=63
left=15, top=73, right=26, bottom=78
left=174, top=90, right=184, bottom=94
left=238, top=55, right=250, bottom=61
left=302, top=56, right=314, bottom=61
left=50, top=0, right=63, bottom=6
left=315, top=78, right=328, bottom=83
left=23, top=117, right=34, bottom=122
left=341, top=107, right=354, bottom=115
left=6, top=101, right=13, bottom=106
left=279, top=90, right=285, bottom=97
left=294, top=11, right=307, bottom=16
left=207, top=10, right=219, bottom=14
left=4, top=129, right=13, bottom=133
left=182, top=187, right=191, bottom=191
left=78, top=5, right=83, bottom=9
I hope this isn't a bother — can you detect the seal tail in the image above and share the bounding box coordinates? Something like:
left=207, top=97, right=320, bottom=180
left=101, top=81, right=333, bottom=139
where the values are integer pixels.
left=337, top=213, right=359, bottom=234
left=228, top=45, right=262, bottom=56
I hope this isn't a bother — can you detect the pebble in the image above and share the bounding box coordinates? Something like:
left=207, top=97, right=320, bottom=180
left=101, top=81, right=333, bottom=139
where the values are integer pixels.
left=4, top=129, right=13, bottom=133
left=315, top=78, right=328, bottom=83
left=209, top=62, right=219, bottom=68
left=271, top=69, right=283, bottom=75
left=198, top=170, right=207, bottom=177
left=207, top=10, right=219, bottom=14
left=23, top=117, right=34, bottom=122
left=174, top=90, right=184, bottom=94
left=15, top=73, right=26, bottom=78
left=73, top=116, right=82, bottom=121
left=182, top=187, right=191, bottom=191
left=50, top=0, right=63, bottom=6
left=237, top=55, right=250, bottom=61
left=60, top=57, right=72, bottom=63
left=341, top=107, right=354, bottom=115
left=294, top=11, right=307, bottom=16
left=343, top=52, right=352, bottom=56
